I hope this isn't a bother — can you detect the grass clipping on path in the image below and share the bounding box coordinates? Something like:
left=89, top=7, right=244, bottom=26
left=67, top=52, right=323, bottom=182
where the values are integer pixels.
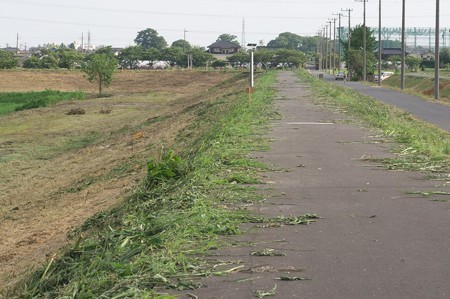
left=11, top=72, right=277, bottom=298
left=298, top=70, right=450, bottom=173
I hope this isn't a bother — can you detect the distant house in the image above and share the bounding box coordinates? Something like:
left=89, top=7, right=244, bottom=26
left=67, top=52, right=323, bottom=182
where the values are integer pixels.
left=421, top=51, right=435, bottom=61
left=207, top=41, right=240, bottom=60
left=376, top=48, right=407, bottom=60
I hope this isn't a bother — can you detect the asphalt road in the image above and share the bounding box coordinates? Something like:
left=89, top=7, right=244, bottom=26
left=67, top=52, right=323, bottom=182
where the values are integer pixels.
left=312, top=70, right=450, bottom=132
left=179, top=71, right=450, bottom=299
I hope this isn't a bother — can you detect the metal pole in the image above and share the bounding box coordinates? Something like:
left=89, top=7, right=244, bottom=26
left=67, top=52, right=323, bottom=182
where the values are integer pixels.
left=343, top=8, right=353, bottom=80
left=250, top=49, right=254, bottom=88
left=325, top=25, right=329, bottom=71
left=356, top=0, right=368, bottom=81
left=435, top=0, right=440, bottom=100
left=328, top=21, right=333, bottom=74
left=333, top=13, right=342, bottom=71
left=401, top=0, right=406, bottom=90
left=378, top=0, right=382, bottom=86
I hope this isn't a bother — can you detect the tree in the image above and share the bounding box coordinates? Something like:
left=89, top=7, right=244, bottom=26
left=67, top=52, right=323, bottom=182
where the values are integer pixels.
left=273, top=49, right=307, bottom=68
left=0, top=50, right=18, bottom=69
left=267, top=33, right=317, bottom=53
left=405, top=55, right=421, bottom=72
left=342, top=25, right=377, bottom=78
left=227, top=51, right=249, bottom=66
left=56, top=48, right=84, bottom=69
left=216, top=34, right=239, bottom=45
left=440, top=48, right=450, bottom=65
left=171, top=39, right=191, bottom=51
left=160, top=47, right=184, bottom=66
left=83, top=53, right=117, bottom=96
left=134, top=28, right=167, bottom=50
left=190, top=47, right=214, bottom=67
left=118, top=46, right=144, bottom=69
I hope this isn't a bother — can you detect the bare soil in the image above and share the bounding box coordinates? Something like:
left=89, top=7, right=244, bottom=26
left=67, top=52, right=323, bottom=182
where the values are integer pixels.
left=0, top=69, right=237, bottom=292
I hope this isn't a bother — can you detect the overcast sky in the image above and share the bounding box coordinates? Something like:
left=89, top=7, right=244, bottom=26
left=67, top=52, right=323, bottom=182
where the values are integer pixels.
left=0, top=0, right=448, bottom=49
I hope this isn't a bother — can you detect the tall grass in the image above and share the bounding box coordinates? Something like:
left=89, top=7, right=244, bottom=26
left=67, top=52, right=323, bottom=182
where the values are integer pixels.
left=0, top=90, right=85, bottom=115
left=299, top=70, right=450, bottom=172
left=10, top=72, right=278, bottom=298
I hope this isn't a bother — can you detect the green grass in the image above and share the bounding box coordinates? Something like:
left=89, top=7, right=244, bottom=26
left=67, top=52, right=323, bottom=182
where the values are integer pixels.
left=382, top=74, right=450, bottom=102
left=0, top=90, right=85, bottom=115
left=10, top=72, right=278, bottom=298
left=298, top=70, right=450, bottom=172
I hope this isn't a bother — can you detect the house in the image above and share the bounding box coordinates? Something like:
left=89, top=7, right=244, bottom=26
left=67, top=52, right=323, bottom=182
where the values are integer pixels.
left=207, top=41, right=240, bottom=60
left=375, top=48, right=407, bottom=60
left=421, top=51, right=435, bottom=61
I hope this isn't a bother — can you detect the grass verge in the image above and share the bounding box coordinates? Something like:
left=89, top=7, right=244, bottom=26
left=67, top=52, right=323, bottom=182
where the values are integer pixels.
left=9, top=72, right=278, bottom=298
left=298, top=70, right=450, bottom=173
left=0, top=90, right=85, bottom=115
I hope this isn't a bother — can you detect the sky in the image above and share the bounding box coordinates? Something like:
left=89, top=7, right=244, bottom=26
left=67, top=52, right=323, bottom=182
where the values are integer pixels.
left=0, top=0, right=448, bottom=49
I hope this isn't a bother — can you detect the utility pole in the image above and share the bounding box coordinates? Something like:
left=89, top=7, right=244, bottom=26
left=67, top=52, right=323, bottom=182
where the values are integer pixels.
left=342, top=8, right=353, bottom=79
left=328, top=21, right=333, bottom=74
left=16, top=33, right=19, bottom=54
left=435, top=0, right=440, bottom=100
left=325, top=25, right=329, bottom=71
left=333, top=13, right=343, bottom=71
left=356, top=0, right=368, bottom=81
left=329, top=18, right=337, bottom=75
left=378, top=0, right=382, bottom=86
left=401, top=0, right=406, bottom=90
left=317, top=30, right=322, bottom=70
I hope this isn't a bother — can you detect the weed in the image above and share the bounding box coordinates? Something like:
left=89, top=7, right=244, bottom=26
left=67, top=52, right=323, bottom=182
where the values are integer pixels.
left=298, top=70, right=450, bottom=173
left=254, top=284, right=277, bottom=298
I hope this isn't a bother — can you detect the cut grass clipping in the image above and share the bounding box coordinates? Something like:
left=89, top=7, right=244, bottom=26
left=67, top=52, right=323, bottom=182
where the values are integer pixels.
left=0, top=90, right=85, bottom=115
left=297, top=70, right=450, bottom=173
left=11, top=71, right=278, bottom=298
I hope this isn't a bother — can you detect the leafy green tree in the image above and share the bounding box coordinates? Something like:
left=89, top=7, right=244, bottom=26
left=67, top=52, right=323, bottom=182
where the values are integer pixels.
left=440, top=48, right=450, bottom=65
left=273, top=49, right=307, bottom=67
left=160, top=47, right=184, bottom=66
left=134, top=28, right=167, bottom=50
left=95, top=46, right=115, bottom=56
left=216, top=34, right=239, bottom=45
left=171, top=39, right=191, bottom=51
left=191, top=47, right=214, bottom=67
left=342, top=25, right=377, bottom=78
left=118, top=46, right=144, bottom=69
left=23, top=56, right=41, bottom=69
left=254, top=50, right=275, bottom=66
left=227, top=51, right=249, bottom=66
left=405, top=55, right=421, bottom=72
left=0, top=50, right=18, bottom=69
left=83, top=53, right=117, bottom=96
left=40, top=55, right=59, bottom=69
left=267, top=33, right=317, bottom=53
left=143, top=48, right=161, bottom=61
left=56, top=48, right=84, bottom=69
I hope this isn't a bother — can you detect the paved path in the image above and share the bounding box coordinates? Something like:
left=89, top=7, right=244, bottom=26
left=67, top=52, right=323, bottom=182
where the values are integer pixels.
left=180, top=71, right=450, bottom=299
left=313, top=70, right=450, bottom=132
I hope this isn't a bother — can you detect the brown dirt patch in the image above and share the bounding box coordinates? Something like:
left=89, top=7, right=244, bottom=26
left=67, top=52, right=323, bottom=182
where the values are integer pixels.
left=0, top=69, right=241, bottom=293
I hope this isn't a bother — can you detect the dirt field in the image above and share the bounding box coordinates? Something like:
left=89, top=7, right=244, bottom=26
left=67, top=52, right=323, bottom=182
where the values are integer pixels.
left=0, top=69, right=238, bottom=292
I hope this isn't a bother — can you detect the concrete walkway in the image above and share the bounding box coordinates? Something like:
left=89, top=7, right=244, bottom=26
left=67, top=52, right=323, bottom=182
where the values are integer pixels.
left=181, top=71, right=450, bottom=299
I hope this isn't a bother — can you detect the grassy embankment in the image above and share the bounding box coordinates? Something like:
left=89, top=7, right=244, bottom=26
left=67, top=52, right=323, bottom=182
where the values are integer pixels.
left=10, top=71, right=287, bottom=298
left=381, top=75, right=450, bottom=103
left=0, top=90, right=85, bottom=116
left=299, top=70, right=450, bottom=172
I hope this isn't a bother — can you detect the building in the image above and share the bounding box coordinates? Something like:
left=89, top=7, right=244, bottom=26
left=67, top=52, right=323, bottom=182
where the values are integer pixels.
left=207, top=41, right=241, bottom=60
